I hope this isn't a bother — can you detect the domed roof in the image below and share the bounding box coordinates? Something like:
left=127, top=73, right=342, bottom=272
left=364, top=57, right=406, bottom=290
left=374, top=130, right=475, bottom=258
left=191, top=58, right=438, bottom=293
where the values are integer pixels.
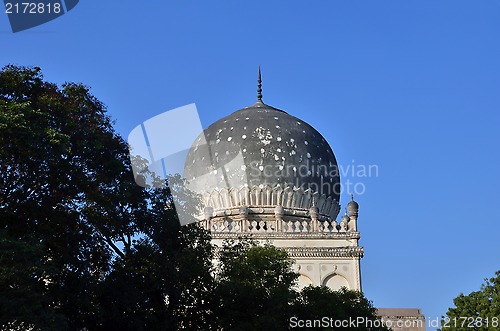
left=347, top=195, right=359, bottom=214
left=184, top=100, right=341, bottom=205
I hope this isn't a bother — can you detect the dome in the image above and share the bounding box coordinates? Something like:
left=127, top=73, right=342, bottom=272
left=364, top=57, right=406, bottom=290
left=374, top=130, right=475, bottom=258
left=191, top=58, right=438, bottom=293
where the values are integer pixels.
left=184, top=100, right=341, bottom=218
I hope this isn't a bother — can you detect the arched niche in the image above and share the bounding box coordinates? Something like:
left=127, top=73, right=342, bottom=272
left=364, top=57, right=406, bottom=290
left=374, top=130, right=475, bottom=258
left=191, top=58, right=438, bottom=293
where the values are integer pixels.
left=323, top=273, right=350, bottom=291
left=297, top=274, right=313, bottom=290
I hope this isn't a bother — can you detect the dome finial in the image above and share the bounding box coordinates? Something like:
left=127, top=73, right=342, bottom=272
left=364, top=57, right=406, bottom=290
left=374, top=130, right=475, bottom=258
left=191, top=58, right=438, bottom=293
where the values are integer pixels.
left=257, top=66, right=263, bottom=102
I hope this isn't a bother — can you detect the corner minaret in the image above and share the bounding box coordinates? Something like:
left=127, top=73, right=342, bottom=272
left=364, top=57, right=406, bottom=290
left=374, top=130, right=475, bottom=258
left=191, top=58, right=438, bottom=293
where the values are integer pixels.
left=347, top=194, right=359, bottom=231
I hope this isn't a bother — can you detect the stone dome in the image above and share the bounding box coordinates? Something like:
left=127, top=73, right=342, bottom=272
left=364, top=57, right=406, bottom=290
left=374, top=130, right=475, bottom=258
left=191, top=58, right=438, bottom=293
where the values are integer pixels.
left=347, top=198, right=359, bottom=215
left=184, top=100, right=341, bottom=219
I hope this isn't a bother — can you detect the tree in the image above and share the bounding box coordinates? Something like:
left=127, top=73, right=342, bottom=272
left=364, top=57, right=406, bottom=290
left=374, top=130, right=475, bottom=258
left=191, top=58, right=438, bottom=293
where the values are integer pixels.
left=0, top=231, right=65, bottom=330
left=291, top=286, right=389, bottom=331
left=214, top=241, right=298, bottom=330
left=440, top=270, right=500, bottom=331
left=92, top=186, right=217, bottom=331
left=0, top=65, right=149, bottom=329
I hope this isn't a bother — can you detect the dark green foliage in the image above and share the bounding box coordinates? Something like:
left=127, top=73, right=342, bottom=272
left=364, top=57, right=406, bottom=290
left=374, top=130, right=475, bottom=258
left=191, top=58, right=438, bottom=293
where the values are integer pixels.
left=291, top=286, right=389, bottom=331
left=0, top=64, right=149, bottom=330
left=440, top=271, right=500, bottom=331
left=214, top=241, right=298, bottom=330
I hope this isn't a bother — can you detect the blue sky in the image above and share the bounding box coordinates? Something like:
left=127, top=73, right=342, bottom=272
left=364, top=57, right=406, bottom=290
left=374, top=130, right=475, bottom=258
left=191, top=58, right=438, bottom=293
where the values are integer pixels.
left=2, top=1, right=500, bottom=329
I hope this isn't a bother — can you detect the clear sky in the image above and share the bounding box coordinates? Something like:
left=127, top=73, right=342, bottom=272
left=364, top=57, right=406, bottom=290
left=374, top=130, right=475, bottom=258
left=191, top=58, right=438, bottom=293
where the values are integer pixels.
left=2, top=1, right=500, bottom=329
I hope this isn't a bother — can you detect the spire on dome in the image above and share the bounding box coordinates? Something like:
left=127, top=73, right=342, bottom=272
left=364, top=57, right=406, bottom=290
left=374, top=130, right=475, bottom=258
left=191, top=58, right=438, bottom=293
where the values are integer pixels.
left=257, top=66, right=263, bottom=102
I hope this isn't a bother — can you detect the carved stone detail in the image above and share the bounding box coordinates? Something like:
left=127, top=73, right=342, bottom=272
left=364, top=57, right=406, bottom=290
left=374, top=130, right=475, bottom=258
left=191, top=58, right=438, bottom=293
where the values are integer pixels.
left=283, top=246, right=364, bottom=258
left=202, top=184, right=340, bottom=220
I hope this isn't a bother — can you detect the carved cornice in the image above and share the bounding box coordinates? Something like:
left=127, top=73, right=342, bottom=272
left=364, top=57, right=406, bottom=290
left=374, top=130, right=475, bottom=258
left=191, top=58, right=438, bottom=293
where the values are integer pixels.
left=212, top=245, right=364, bottom=259
left=211, top=232, right=360, bottom=240
left=283, top=246, right=364, bottom=258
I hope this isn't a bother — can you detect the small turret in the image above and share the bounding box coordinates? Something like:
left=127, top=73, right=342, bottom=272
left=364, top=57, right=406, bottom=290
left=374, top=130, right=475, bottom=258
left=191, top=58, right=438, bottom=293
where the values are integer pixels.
left=347, top=194, right=359, bottom=216
left=347, top=194, right=359, bottom=231
left=340, top=209, right=350, bottom=232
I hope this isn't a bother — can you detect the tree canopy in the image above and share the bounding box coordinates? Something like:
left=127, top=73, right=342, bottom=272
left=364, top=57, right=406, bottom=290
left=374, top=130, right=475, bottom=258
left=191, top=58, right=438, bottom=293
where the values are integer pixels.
left=0, top=65, right=387, bottom=331
left=0, top=64, right=149, bottom=329
left=440, top=270, right=500, bottom=331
